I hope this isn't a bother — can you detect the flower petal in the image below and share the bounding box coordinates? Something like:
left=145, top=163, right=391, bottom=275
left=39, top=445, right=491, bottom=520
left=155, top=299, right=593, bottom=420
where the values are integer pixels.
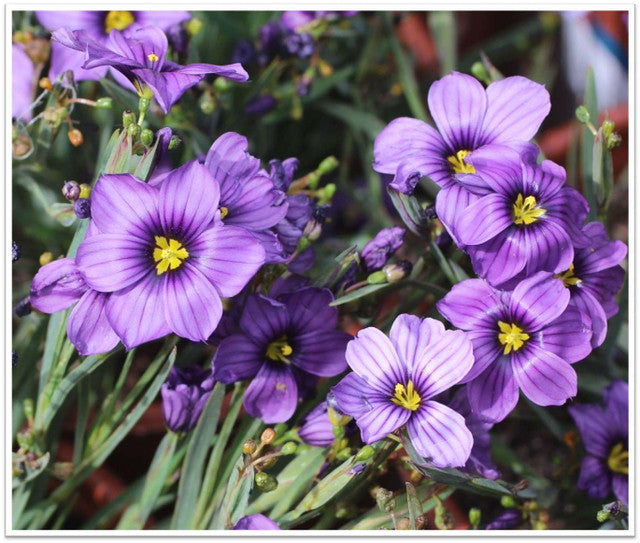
left=437, top=278, right=504, bottom=331
left=536, top=306, right=592, bottom=362
left=467, top=357, right=518, bottom=423
left=239, top=294, right=289, bottom=344
left=67, top=290, right=119, bottom=355
left=509, top=272, right=570, bottom=332
left=291, top=329, right=350, bottom=377
left=569, top=290, right=608, bottom=348
left=461, top=330, right=503, bottom=383
left=612, top=474, right=628, bottom=505
left=603, top=380, right=628, bottom=438
left=389, top=314, right=445, bottom=372
left=278, top=287, right=338, bottom=334
left=331, top=373, right=388, bottom=419
left=243, top=364, right=298, bottom=424
left=568, top=404, right=611, bottom=458
left=212, top=333, right=264, bottom=384
left=456, top=193, right=512, bottom=246
left=577, top=456, right=611, bottom=499
left=407, top=401, right=473, bottom=468
left=30, top=258, right=87, bottom=313
left=434, top=182, right=480, bottom=245
left=467, top=230, right=528, bottom=287
left=357, top=402, right=411, bottom=444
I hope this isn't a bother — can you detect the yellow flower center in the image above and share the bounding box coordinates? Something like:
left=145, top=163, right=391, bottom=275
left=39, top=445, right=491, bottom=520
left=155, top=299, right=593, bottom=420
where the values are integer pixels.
left=147, top=53, right=159, bottom=63
left=512, top=193, right=546, bottom=226
left=220, top=206, right=229, bottom=220
left=104, top=11, right=135, bottom=34
left=153, top=236, right=189, bottom=275
left=447, top=150, right=476, bottom=174
left=607, top=442, right=629, bottom=475
left=266, top=336, right=293, bottom=363
left=497, top=321, right=530, bottom=355
left=554, top=263, right=582, bottom=288
left=390, top=381, right=421, bottom=411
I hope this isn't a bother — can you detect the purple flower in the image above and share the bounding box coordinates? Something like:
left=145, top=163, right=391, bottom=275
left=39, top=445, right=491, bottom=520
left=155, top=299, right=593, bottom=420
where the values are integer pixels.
left=161, top=365, right=214, bottom=432
left=244, top=94, right=277, bottom=116
left=360, top=226, right=405, bottom=272
left=212, top=285, right=350, bottom=423
left=71, top=162, right=264, bottom=350
left=12, top=43, right=35, bottom=121
left=555, top=222, right=627, bottom=347
left=37, top=10, right=190, bottom=81
left=331, top=314, right=474, bottom=467
left=569, top=380, right=628, bottom=505
left=373, top=72, right=550, bottom=242
left=486, top=509, right=522, bottom=530
left=280, top=11, right=358, bottom=32
left=298, top=402, right=336, bottom=447
left=51, top=25, right=248, bottom=113
left=283, top=32, right=315, bottom=58
left=455, top=155, right=590, bottom=287
left=233, top=514, right=280, bottom=530
left=437, top=272, right=592, bottom=423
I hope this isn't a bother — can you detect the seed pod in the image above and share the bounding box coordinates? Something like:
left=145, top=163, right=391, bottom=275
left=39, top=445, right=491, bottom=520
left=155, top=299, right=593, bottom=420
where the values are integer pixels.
left=280, top=442, right=297, bottom=455
left=126, top=123, right=141, bottom=140
left=68, top=128, right=83, bottom=147
left=140, top=129, right=154, bottom=147
left=38, top=77, right=53, bottom=91
left=355, top=445, right=375, bottom=462
left=62, top=180, right=81, bottom=201
left=122, top=110, right=136, bottom=127
left=74, top=198, right=91, bottom=219
left=242, top=439, right=257, bottom=455
left=261, top=428, right=276, bottom=445
left=255, top=472, right=278, bottom=492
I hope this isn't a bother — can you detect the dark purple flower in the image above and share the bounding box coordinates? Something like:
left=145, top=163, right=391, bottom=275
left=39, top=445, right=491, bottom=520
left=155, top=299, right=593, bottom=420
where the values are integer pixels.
left=360, top=226, right=405, bottom=272
left=244, top=94, right=277, bottom=116
left=437, top=272, right=592, bottom=422
left=283, top=32, right=315, bottom=58
left=569, top=380, right=628, bottom=505
left=454, top=154, right=590, bottom=287
left=62, top=162, right=263, bottom=351
left=12, top=43, right=35, bottom=121
left=233, top=514, right=280, bottom=530
left=161, top=365, right=214, bottom=432
left=258, top=22, right=283, bottom=57
left=373, top=72, right=550, bottom=242
left=232, top=39, right=256, bottom=66
left=37, top=10, right=190, bottom=81
left=52, top=25, right=248, bottom=113
left=166, top=22, right=188, bottom=56
left=212, top=286, right=351, bottom=423
left=555, top=222, right=627, bottom=347
left=298, top=402, right=336, bottom=447
left=348, top=463, right=366, bottom=476
left=486, top=509, right=522, bottom=530
left=331, top=314, right=474, bottom=467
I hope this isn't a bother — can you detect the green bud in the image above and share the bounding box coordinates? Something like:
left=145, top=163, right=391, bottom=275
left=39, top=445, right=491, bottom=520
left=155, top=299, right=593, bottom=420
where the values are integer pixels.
left=255, top=471, right=278, bottom=492
left=296, top=236, right=311, bottom=252
left=321, top=182, right=336, bottom=202
left=242, top=439, right=257, bottom=455
left=307, top=171, right=321, bottom=190
left=318, top=156, right=339, bottom=175
left=214, top=77, right=233, bottom=93
left=187, top=17, right=203, bottom=36
left=597, top=510, right=610, bottom=523
left=280, top=442, right=297, bottom=455
left=602, top=119, right=615, bottom=138
left=274, top=423, right=288, bottom=436
left=469, top=507, right=481, bottom=528
left=471, top=61, right=490, bottom=84
left=355, top=445, right=375, bottom=462
left=140, top=129, right=154, bottom=147
left=138, top=97, right=151, bottom=113
left=607, top=133, right=622, bottom=150
left=575, top=105, right=590, bottom=124
left=168, top=135, right=182, bottom=150
left=199, top=93, right=216, bottom=115
left=367, top=270, right=387, bottom=285
left=127, top=123, right=141, bottom=140
left=500, top=495, right=517, bottom=509
left=95, top=97, right=113, bottom=109
left=332, top=425, right=345, bottom=439
left=122, top=110, right=136, bottom=127
left=335, top=447, right=352, bottom=461
left=374, top=487, right=395, bottom=513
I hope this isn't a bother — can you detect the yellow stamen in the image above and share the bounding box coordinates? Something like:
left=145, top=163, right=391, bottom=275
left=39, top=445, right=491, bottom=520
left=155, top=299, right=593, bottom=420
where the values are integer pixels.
left=447, top=150, right=476, bottom=174
left=266, top=336, right=293, bottom=363
left=513, top=193, right=546, bottom=226
left=220, top=206, right=229, bottom=220
left=104, top=11, right=135, bottom=34
left=497, top=321, right=529, bottom=355
left=148, top=53, right=159, bottom=63
left=607, top=442, right=629, bottom=475
left=390, top=381, right=421, bottom=411
left=554, top=263, right=582, bottom=287
left=153, top=236, right=189, bottom=275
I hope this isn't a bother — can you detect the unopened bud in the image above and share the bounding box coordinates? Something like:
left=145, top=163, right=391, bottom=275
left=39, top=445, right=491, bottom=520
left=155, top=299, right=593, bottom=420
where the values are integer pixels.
left=62, top=180, right=81, bottom=201
left=39, top=77, right=53, bottom=91
left=126, top=123, right=141, bottom=140
left=140, top=129, right=154, bottom=147
left=214, top=77, right=233, bottom=93
left=332, top=425, right=345, bottom=439
left=74, top=198, right=91, bottom=219
left=607, top=133, right=622, bottom=149
left=68, top=128, right=83, bottom=147
left=39, top=252, right=53, bottom=266
left=122, top=110, right=136, bottom=127
left=261, top=428, right=276, bottom=445
left=382, top=260, right=412, bottom=283
left=355, top=445, right=375, bottom=462
left=12, top=241, right=21, bottom=262
left=199, top=92, right=216, bottom=114
left=14, top=297, right=32, bottom=318
left=500, top=495, right=517, bottom=509
left=318, top=156, right=339, bottom=175
left=597, top=510, right=610, bottom=523
left=303, top=218, right=322, bottom=241
left=280, top=442, right=297, bottom=455
left=469, top=507, right=481, bottom=528
left=367, top=270, right=387, bottom=285
left=335, top=447, right=351, bottom=461
left=374, top=487, right=395, bottom=513
left=242, top=439, right=257, bottom=455
left=321, top=183, right=336, bottom=202
left=471, top=61, right=490, bottom=84
left=78, top=184, right=91, bottom=200
left=255, top=471, right=278, bottom=492
left=95, top=97, right=113, bottom=109
left=187, top=17, right=203, bottom=36
left=169, top=135, right=182, bottom=150
left=575, top=105, right=590, bottom=124
left=602, top=119, right=615, bottom=139
left=396, top=517, right=411, bottom=530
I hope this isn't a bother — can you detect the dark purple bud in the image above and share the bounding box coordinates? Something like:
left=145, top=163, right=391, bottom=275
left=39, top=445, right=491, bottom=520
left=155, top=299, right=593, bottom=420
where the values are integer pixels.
left=73, top=198, right=91, bottom=219
left=423, top=205, right=437, bottom=221
left=167, top=23, right=188, bottom=55
left=298, top=402, right=335, bottom=447
left=233, top=514, right=280, bottom=530
left=14, top=297, right=31, bottom=318
left=244, top=94, right=277, bottom=116
left=232, top=39, right=256, bottom=65
left=348, top=463, right=366, bottom=476
left=12, top=241, right=21, bottom=262
left=435, top=229, right=452, bottom=251
left=161, top=365, right=215, bottom=433
left=268, top=157, right=299, bottom=191
left=486, top=509, right=522, bottom=530
left=283, top=32, right=315, bottom=58
left=62, top=180, right=81, bottom=201
left=361, top=226, right=406, bottom=272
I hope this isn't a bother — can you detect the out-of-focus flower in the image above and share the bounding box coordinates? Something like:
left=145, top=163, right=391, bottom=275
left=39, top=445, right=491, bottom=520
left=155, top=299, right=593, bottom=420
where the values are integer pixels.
left=231, top=39, right=256, bottom=66
left=12, top=43, right=35, bottom=121
left=12, top=241, right=21, bottom=262
left=161, top=365, right=214, bottom=432
left=213, top=283, right=350, bottom=424
left=569, top=380, right=628, bottom=505
left=52, top=25, right=248, bottom=113
left=454, top=155, right=590, bottom=287
left=298, top=402, right=338, bottom=447
left=486, top=509, right=522, bottom=530
left=283, top=32, right=314, bottom=58
left=438, top=272, right=592, bottom=422
left=244, top=94, right=277, bottom=116
left=373, top=72, right=550, bottom=243
left=556, top=222, right=627, bottom=347
left=331, top=314, right=474, bottom=467
left=233, top=514, right=280, bottom=530
left=360, top=226, right=405, bottom=272
left=280, top=11, right=358, bottom=32
left=36, top=10, right=190, bottom=81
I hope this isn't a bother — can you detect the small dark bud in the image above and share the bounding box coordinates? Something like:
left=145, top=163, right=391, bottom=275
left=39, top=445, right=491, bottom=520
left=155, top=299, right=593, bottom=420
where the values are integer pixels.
left=73, top=198, right=91, bottom=219
left=486, top=509, right=522, bottom=530
left=296, top=75, right=312, bottom=96
left=261, top=428, right=276, bottom=445
left=348, top=463, right=365, bottom=476
left=242, top=439, right=257, bottom=455
left=283, top=32, right=315, bottom=58
left=14, top=297, right=32, bottom=318
left=62, top=180, right=81, bottom=201
left=255, top=472, right=278, bottom=492
left=423, top=205, right=438, bottom=221
left=12, top=241, right=21, bottom=262
left=435, top=230, right=453, bottom=251
left=231, top=39, right=256, bottom=66
left=167, top=23, right=188, bottom=55
left=122, top=110, right=136, bottom=127
left=382, top=260, right=412, bottom=283
left=68, top=128, right=83, bottom=147
left=140, top=129, right=154, bottom=147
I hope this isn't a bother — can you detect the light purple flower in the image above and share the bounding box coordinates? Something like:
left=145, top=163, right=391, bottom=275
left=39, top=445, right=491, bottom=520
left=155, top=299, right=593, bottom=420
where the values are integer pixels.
left=454, top=155, right=590, bottom=287
left=438, top=272, right=592, bottom=423
left=69, top=161, right=264, bottom=350
left=233, top=514, right=280, bottom=530
left=373, top=72, right=550, bottom=242
left=568, top=380, right=628, bottom=505
left=555, top=221, right=627, bottom=347
left=51, top=25, right=248, bottom=113
left=161, top=365, right=214, bottom=432
left=360, top=226, right=405, bottom=272
left=331, top=314, right=474, bottom=467
left=36, top=10, right=190, bottom=81
left=212, top=285, right=350, bottom=424
left=12, top=43, right=35, bottom=121
left=280, top=11, right=358, bottom=32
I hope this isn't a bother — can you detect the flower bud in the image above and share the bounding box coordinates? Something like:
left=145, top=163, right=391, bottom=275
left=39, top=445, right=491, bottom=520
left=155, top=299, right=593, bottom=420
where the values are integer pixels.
left=140, top=129, right=154, bottom=147
left=320, top=182, right=336, bottom=202
left=214, top=77, right=234, bottom=93
left=12, top=241, right=21, bottom=262
left=68, top=128, right=83, bottom=147
left=126, top=123, right=141, bottom=140
left=348, top=463, right=365, bottom=476
left=602, top=119, right=615, bottom=138
left=255, top=472, right=278, bottom=492
left=122, top=110, right=136, bottom=127
left=335, top=447, right=352, bottom=461
left=382, top=260, right=412, bottom=283
left=318, top=156, right=339, bottom=175
left=397, top=517, right=411, bottom=530
left=471, top=61, right=490, bottom=84
left=12, top=351, right=18, bottom=368
left=245, top=94, right=277, bottom=116
left=261, top=428, right=276, bottom=445
left=303, top=218, right=322, bottom=241
left=39, top=77, right=53, bottom=91
left=355, top=445, right=375, bottom=462
left=280, top=442, right=297, bottom=455
left=73, top=198, right=91, bottom=219
left=575, top=105, right=590, bottom=124
left=596, top=510, right=610, bottom=523
left=187, top=17, right=203, bottom=36
left=469, top=507, right=481, bottom=528
left=607, top=132, right=622, bottom=149
left=332, top=425, right=345, bottom=439
left=95, top=97, right=113, bottom=109
left=500, top=495, right=517, bottom=509
left=366, top=270, right=387, bottom=285
left=169, top=135, right=182, bottom=150
left=486, top=509, right=521, bottom=530
left=14, top=297, right=32, bottom=318
left=161, top=365, right=214, bottom=433
left=374, top=487, right=395, bottom=513
left=199, top=92, right=216, bottom=114
left=361, top=226, right=406, bottom=272
left=62, top=180, right=81, bottom=201
left=39, top=252, right=53, bottom=266
left=242, top=439, right=257, bottom=455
